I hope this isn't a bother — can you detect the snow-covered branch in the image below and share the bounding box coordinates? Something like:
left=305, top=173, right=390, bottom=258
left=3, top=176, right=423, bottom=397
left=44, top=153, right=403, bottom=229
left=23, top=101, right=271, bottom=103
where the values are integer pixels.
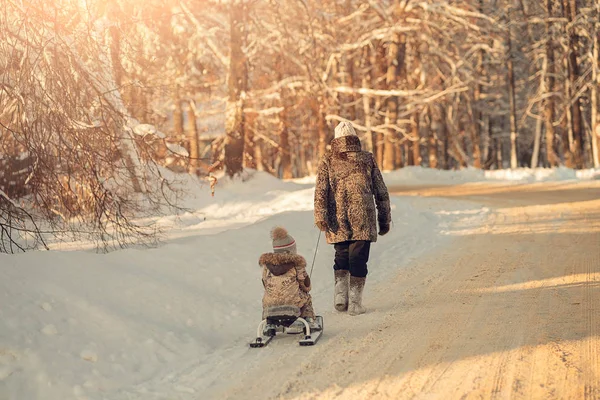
left=179, top=0, right=229, bottom=67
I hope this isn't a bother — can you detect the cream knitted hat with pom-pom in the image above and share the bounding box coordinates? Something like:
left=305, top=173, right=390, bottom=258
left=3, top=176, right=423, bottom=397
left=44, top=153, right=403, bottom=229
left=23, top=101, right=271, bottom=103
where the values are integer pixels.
left=271, top=226, right=297, bottom=254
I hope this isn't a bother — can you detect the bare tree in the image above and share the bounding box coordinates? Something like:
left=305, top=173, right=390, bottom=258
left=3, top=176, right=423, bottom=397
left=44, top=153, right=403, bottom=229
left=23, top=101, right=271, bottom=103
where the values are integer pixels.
left=223, top=0, right=248, bottom=177
left=0, top=0, right=183, bottom=251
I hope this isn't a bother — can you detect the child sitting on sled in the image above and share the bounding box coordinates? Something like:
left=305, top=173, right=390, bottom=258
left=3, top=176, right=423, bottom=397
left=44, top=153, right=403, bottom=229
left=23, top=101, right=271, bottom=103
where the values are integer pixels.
left=259, top=227, right=319, bottom=330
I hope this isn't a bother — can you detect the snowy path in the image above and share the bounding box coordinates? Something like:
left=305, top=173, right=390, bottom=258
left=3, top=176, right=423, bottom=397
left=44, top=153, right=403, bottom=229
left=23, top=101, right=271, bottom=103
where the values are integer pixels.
left=210, top=182, right=600, bottom=399
left=3, top=178, right=600, bottom=400
left=0, top=173, right=485, bottom=400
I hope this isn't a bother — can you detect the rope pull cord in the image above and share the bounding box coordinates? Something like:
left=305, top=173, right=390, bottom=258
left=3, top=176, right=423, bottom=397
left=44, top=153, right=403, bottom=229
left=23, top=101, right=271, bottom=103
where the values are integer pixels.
left=309, top=230, right=322, bottom=278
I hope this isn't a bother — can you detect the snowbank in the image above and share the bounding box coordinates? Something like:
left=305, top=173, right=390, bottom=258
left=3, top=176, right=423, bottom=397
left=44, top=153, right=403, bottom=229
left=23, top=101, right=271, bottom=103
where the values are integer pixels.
left=295, top=166, right=600, bottom=187
left=0, top=170, right=490, bottom=400
left=387, top=166, right=600, bottom=186
left=485, top=167, right=581, bottom=182
left=382, top=166, right=486, bottom=186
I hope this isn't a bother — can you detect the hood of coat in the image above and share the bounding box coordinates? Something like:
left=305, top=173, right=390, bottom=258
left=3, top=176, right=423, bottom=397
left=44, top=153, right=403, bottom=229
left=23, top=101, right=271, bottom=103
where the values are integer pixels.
left=259, top=252, right=306, bottom=276
left=331, top=135, right=361, bottom=154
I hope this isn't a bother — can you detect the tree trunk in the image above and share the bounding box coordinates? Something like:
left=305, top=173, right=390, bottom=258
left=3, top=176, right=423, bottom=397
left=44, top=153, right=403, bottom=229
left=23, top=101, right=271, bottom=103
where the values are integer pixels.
left=470, top=119, right=482, bottom=168
left=98, top=17, right=145, bottom=193
left=402, top=141, right=410, bottom=166
left=475, top=2, right=484, bottom=123
left=496, top=135, right=503, bottom=169
left=507, top=26, right=519, bottom=169
left=173, top=87, right=184, bottom=140
left=244, top=111, right=256, bottom=169
left=484, top=115, right=493, bottom=168
left=441, top=106, right=449, bottom=169
left=592, top=20, right=600, bottom=167
left=372, top=42, right=387, bottom=167
left=427, top=108, right=438, bottom=168
left=317, top=102, right=328, bottom=159
left=108, top=24, right=127, bottom=109
left=137, top=82, right=148, bottom=122
left=375, top=133, right=385, bottom=167
left=428, top=133, right=438, bottom=168
left=394, top=140, right=404, bottom=168
left=361, top=47, right=374, bottom=153
left=411, top=111, right=421, bottom=166
left=109, top=21, right=141, bottom=121
left=477, top=0, right=490, bottom=168
left=531, top=37, right=546, bottom=168
left=469, top=101, right=482, bottom=169
left=186, top=100, right=199, bottom=172
left=279, top=87, right=292, bottom=179
left=382, top=123, right=396, bottom=170
left=562, top=0, right=584, bottom=168
left=531, top=116, right=543, bottom=168
left=279, top=118, right=292, bottom=179
left=298, top=141, right=306, bottom=177
left=459, top=119, right=470, bottom=167
left=544, top=0, right=560, bottom=167
left=224, top=0, right=248, bottom=177
left=472, top=47, right=483, bottom=167
left=255, top=140, right=264, bottom=171
left=362, top=88, right=373, bottom=153
left=383, top=33, right=404, bottom=171
left=341, top=54, right=356, bottom=121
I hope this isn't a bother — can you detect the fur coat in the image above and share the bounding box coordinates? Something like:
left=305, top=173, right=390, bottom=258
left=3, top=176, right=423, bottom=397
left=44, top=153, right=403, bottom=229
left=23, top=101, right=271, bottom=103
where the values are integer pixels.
left=259, top=252, right=311, bottom=313
left=314, top=135, right=391, bottom=244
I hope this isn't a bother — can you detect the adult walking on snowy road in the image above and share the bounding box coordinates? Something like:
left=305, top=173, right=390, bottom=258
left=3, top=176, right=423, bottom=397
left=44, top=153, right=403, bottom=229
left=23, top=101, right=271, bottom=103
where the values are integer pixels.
left=314, top=121, right=391, bottom=315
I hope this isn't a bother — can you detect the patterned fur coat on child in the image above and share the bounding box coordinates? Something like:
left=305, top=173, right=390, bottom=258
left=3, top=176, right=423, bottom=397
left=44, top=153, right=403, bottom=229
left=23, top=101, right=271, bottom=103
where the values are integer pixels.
left=259, top=227, right=315, bottom=319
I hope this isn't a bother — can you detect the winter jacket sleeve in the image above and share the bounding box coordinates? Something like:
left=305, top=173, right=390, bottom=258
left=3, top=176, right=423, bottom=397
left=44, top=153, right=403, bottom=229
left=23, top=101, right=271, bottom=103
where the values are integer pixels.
left=295, top=257, right=311, bottom=293
left=371, top=155, right=391, bottom=229
left=261, top=265, right=267, bottom=288
left=314, top=158, right=330, bottom=226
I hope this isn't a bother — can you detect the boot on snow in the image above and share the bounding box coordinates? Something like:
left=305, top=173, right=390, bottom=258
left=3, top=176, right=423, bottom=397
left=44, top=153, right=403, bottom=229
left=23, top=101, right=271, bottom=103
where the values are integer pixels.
left=305, top=317, right=322, bottom=332
left=334, top=270, right=350, bottom=311
left=263, top=323, right=277, bottom=336
left=348, top=276, right=366, bottom=316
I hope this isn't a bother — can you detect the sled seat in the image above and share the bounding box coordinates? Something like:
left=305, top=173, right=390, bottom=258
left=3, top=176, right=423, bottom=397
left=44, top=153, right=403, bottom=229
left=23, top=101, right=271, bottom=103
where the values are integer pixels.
left=265, top=305, right=301, bottom=328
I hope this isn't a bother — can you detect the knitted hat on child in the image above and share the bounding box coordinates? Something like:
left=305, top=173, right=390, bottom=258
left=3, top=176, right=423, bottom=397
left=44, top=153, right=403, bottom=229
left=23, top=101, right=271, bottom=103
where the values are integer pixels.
left=334, top=121, right=358, bottom=139
left=271, top=227, right=297, bottom=254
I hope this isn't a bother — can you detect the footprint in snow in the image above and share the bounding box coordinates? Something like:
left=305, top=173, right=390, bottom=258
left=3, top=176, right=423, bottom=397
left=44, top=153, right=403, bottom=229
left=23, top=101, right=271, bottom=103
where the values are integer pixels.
left=80, top=350, right=98, bottom=363
left=41, top=324, right=58, bottom=335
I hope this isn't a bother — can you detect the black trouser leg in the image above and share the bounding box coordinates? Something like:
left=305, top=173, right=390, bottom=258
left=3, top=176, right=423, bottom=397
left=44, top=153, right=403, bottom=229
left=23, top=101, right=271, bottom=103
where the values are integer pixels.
left=333, top=242, right=350, bottom=271
left=348, top=240, right=370, bottom=278
left=333, top=241, right=371, bottom=278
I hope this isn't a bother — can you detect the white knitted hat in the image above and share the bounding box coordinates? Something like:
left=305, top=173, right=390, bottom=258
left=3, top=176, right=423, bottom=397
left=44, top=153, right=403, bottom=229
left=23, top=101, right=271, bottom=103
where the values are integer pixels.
left=334, top=121, right=357, bottom=139
left=271, top=226, right=297, bottom=254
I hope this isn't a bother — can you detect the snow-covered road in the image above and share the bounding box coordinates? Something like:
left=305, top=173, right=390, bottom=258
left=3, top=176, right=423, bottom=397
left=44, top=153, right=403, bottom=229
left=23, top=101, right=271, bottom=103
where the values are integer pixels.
left=2, top=172, right=600, bottom=399
left=209, top=181, right=600, bottom=399
left=0, top=171, right=486, bottom=400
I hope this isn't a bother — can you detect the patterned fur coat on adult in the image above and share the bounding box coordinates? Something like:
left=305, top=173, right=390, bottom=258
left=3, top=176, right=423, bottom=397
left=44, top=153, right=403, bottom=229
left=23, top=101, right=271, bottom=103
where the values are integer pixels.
left=260, top=252, right=312, bottom=317
left=314, top=135, right=391, bottom=244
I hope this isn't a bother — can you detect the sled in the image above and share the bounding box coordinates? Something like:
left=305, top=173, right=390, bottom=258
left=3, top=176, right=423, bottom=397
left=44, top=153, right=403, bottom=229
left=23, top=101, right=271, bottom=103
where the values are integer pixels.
left=249, top=305, right=323, bottom=348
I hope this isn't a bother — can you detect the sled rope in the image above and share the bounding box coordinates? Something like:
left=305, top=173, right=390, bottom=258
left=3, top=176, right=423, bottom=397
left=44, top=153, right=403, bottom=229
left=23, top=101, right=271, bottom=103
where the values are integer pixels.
left=309, top=230, right=321, bottom=278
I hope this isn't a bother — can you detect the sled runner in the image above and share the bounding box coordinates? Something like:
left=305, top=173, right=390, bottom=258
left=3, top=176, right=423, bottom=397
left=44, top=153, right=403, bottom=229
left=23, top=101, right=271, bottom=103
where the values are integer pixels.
left=249, top=305, right=323, bottom=348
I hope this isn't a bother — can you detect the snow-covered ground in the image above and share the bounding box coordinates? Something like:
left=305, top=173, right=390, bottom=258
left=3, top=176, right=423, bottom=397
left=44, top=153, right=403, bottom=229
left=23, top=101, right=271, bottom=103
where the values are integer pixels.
left=0, top=167, right=592, bottom=400
left=384, top=165, right=600, bottom=186
left=294, top=166, right=600, bottom=186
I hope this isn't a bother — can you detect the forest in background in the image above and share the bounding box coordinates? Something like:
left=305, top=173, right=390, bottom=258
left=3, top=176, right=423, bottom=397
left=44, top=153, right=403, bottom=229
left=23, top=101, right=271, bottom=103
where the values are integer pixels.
left=1, top=0, right=599, bottom=250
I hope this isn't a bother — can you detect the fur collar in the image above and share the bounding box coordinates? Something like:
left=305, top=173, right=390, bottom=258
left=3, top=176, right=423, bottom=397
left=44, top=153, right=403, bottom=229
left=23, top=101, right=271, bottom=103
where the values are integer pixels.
left=259, top=252, right=307, bottom=276
left=331, top=135, right=361, bottom=153
left=259, top=252, right=306, bottom=267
